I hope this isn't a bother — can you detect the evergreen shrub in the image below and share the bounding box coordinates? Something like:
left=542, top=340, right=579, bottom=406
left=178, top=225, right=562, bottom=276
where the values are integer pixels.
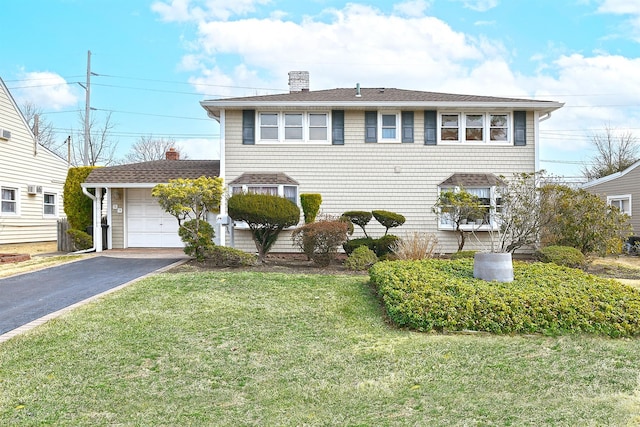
left=300, top=193, right=322, bottom=224
left=205, top=246, right=257, bottom=267
left=370, top=259, right=640, bottom=337
left=535, top=245, right=586, bottom=268
left=344, top=246, right=378, bottom=271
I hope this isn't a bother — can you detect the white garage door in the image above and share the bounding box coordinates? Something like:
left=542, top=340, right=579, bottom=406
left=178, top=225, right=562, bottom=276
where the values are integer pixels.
left=127, top=188, right=184, bottom=248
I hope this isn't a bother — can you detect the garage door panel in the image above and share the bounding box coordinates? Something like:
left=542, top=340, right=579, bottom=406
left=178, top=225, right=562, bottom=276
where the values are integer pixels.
left=127, top=189, right=183, bottom=248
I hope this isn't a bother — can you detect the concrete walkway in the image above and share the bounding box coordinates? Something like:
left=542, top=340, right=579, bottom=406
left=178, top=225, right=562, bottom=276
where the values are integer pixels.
left=0, top=249, right=189, bottom=343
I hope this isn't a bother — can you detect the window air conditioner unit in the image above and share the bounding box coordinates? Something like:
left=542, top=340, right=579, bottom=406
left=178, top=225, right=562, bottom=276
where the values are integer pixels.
left=27, top=185, right=42, bottom=195
left=0, top=128, right=11, bottom=141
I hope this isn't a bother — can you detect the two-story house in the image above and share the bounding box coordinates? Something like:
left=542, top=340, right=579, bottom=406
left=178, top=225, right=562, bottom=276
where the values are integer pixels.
left=200, top=72, right=563, bottom=254
left=0, top=77, right=68, bottom=245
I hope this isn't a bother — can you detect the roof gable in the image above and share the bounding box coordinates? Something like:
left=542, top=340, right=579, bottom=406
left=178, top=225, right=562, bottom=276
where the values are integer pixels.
left=84, top=160, right=220, bottom=185
left=582, top=159, right=640, bottom=189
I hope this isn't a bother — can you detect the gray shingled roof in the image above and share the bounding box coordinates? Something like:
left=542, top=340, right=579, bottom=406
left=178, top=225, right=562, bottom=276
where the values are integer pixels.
left=229, top=172, right=299, bottom=186
left=440, top=173, right=504, bottom=187
left=84, top=160, right=220, bottom=185
left=208, top=88, right=543, bottom=104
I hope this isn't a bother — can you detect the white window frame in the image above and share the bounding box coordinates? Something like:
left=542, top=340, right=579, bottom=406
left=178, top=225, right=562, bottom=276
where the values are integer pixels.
left=0, top=186, right=19, bottom=216
left=436, top=186, right=501, bottom=232
left=607, top=194, right=632, bottom=216
left=438, top=112, right=511, bottom=144
left=43, top=191, right=58, bottom=218
left=378, top=111, right=401, bottom=143
left=257, top=111, right=330, bottom=144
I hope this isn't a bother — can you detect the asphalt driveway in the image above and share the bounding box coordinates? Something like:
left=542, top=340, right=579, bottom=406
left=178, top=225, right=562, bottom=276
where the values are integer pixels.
left=0, top=255, right=184, bottom=337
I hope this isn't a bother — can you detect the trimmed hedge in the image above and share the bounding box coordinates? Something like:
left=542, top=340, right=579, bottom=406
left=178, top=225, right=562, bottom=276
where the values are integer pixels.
left=535, top=245, right=586, bottom=268
left=370, top=259, right=640, bottom=337
left=300, top=193, right=322, bottom=224
left=204, top=246, right=257, bottom=267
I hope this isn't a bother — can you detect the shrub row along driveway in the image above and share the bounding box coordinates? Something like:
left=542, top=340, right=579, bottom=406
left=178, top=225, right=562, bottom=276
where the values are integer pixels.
left=0, top=256, right=184, bottom=336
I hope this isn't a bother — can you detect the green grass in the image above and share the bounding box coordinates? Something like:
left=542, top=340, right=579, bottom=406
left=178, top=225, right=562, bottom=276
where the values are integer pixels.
left=1, top=271, right=640, bottom=425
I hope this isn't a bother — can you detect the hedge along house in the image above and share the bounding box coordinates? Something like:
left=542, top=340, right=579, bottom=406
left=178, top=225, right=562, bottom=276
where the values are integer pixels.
left=81, top=149, right=220, bottom=252
left=0, top=77, right=69, bottom=245
left=201, top=71, right=564, bottom=254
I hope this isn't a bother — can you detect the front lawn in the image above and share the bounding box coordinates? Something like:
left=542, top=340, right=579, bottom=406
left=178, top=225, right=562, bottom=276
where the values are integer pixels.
left=1, top=271, right=640, bottom=425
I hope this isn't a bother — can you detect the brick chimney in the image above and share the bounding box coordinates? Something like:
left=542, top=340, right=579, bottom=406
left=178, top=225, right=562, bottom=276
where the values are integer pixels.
left=165, top=147, right=179, bottom=160
left=288, top=71, right=309, bottom=93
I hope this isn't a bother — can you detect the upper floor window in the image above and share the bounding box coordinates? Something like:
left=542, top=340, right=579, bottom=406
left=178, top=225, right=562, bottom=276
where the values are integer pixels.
left=44, top=193, right=57, bottom=216
left=608, top=195, right=632, bottom=216
left=381, top=113, right=398, bottom=140
left=1, top=187, right=17, bottom=214
left=439, top=113, right=511, bottom=143
left=258, top=112, right=329, bottom=143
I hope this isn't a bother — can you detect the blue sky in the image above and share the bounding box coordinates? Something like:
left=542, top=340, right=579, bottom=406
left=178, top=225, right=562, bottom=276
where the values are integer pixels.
left=3, top=0, right=640, bottom=179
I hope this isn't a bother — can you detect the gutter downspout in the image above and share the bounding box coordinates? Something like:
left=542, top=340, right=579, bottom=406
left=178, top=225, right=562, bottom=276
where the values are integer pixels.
left=78, top=186, right=99, bottom=253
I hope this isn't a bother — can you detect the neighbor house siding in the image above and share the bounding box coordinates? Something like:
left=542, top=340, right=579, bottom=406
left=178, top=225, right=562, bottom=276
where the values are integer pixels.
left=584, top=167, right=640, bottom=234
left=224, top=109, right=536, bottom=253
left=0, top=81, right=68, bottom=245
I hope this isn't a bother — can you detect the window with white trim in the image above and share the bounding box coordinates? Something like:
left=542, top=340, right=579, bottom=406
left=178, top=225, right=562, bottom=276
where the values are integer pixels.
left=258, top=112, right=329, bottom=143
left=1, top=187, right=17, bottom=214
left=439, top=113, right=511, bottom=143
left=607, top=195, right=632, bottom=216
left=43, top=192, right=57, bottom=216
left=437, top=186, right=501, bottom=230
left=380, top=113, right=398, bottom=140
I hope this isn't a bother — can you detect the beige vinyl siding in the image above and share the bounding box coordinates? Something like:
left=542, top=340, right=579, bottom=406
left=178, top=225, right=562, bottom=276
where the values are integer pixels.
left=584, top=167, right=640, bottom=235
left=224, top=109, right=536, bottom=254
left=0, top=83, right=68, bottom=245
left=110, top=188, right=125, bottom=248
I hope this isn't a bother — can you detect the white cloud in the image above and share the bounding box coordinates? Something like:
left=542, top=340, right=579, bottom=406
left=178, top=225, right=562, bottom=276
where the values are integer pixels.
left=455, top=0, right=499, bottom=12
left=393, top=0, right=431, bottom=17
left=597, top=0, right=640, bottom=15
left=152, top=0, right=271, bottom=22
left=13, top=71, right=78, bottom=111
left=179, top=137, right=220, bottom=159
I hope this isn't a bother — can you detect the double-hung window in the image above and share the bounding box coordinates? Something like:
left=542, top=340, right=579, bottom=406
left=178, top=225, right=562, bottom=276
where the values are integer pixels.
left=439, top=113, right=510, bottom=143
left=1, top=187, right=17, bottom=214
left=43, top=193, right=57, bottom=216
left=258, top=112, right=329, bottom=143
left=608, top=195, right=632, bottom=216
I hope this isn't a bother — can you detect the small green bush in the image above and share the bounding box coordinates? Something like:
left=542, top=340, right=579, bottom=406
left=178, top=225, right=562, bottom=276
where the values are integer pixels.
left=373, top=234, right=400, bottom=257
left=450, top=250, right=477, bottom=260
left=300, top=193, right=322, bottom=224
left=291, top=219, right=348, bottom=267
left=343, top=237, right=375, bottom=255
left=344, top=246, right=378, bottom=271
left=370, top=259, right=640, bottom=337
left=178, top=219, right=215, bottom=261
left=372, top=210, right=406, bottom=235
left=535, top=245, right=586, bottom=268
left=204, top=245, right=257, bottom=267
left=66, top=228, right=93, bottom=251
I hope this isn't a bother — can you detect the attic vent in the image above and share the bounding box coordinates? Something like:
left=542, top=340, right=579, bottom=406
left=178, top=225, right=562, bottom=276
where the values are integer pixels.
left=0, top=128, right=11, bottom=141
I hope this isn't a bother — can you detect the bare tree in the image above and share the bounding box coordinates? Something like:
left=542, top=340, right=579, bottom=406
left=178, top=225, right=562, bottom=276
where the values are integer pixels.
left=20, top=101, right=67, bottom=157
left=70, top=111, right=119, bottom=166
left=582, top=124, right=639, bottom=180
left=123, top=135, right=188, bottom=163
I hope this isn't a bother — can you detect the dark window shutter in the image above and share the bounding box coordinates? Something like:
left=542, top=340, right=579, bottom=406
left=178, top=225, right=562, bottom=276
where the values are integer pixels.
left=513, top=111, right=526, bottom=146
left=424, top=110, right=437, bottom=145
left=402, top=111, right=414, bottom=143
left=242, top=110, right=255, bottom=145
left=332, top=110, right=344, bottom=145
left=365, top=111, right=377, bottom=143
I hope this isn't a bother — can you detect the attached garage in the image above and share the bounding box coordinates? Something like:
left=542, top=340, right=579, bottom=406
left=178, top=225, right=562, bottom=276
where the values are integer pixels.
left=82, top=154, right=220, bottom=251
left=126, top=188, right=182, bottom=248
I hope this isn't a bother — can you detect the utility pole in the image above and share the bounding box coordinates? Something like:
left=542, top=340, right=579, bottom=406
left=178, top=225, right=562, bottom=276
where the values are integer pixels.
left=84, top=50, right=91, bottom=166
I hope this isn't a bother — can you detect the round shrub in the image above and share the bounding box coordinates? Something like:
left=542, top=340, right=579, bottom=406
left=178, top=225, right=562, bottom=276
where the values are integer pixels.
left=535, top=245, right=586, bottom=268
left=370, top=259, right=640, bottom=337
left=343, top=237, right=375, bottom=255
left=344, top=246, right=378, bottom=271
left=291, top=219, right=348, bottom=267
left=372, top=210, right=406, bottom=234
left=178, top=219, right=215, bottom=261
left=66, top=228, right=92, bottom=251
left=373, top=234, right=400, bottom=257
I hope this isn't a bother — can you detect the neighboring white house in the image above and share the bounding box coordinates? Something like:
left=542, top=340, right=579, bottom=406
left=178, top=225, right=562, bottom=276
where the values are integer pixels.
left=200, top=71, right=564, bottom=254
left=582, top=160, right=640, bottom=235
left=0, top=77, right=68, bottom=245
